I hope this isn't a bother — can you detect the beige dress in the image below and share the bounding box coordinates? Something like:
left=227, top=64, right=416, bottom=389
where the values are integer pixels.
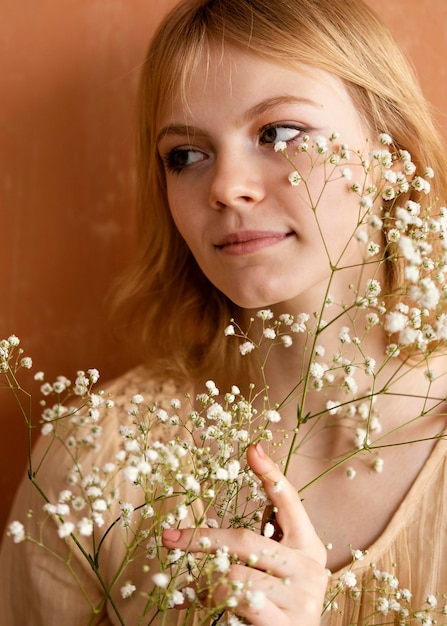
left=0, top=368, right=446, bottom=625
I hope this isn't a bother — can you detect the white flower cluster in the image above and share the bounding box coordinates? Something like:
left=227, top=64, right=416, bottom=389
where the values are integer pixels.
left=326, top=561, right=447, bottom=624
left=3, top=135, right=447, bottom=625
left=0, top=335, right=33, bottom=374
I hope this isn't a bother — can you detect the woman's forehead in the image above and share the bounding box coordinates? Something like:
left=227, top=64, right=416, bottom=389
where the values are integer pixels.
left=158, top=44, right=352, bottom=121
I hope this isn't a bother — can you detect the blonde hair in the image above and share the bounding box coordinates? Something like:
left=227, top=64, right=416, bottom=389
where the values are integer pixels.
left=113, top=0, right=447, bottom=382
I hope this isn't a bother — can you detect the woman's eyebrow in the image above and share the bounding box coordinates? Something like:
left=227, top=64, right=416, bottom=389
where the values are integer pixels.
left=239, top=95, right=322, bottom=126
left=157, top=124, right=208, bottom=144
left=157, top=95, right=321, bottom=144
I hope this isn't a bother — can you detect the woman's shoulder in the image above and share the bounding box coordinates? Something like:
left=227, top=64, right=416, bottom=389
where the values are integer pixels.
left=99, top=365, right=184, bottom=407
left=27, top=367, right=190, bottom=493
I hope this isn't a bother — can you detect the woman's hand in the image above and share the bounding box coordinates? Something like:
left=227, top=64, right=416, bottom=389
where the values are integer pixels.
left=162, top=442, right=328, bottom=625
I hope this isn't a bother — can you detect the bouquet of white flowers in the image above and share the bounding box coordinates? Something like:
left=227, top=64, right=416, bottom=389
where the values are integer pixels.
left=2, top=134, right=447, bottom=625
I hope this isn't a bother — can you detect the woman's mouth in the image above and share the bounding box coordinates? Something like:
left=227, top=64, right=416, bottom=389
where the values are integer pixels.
left=215, top=231, right=294, bottom=256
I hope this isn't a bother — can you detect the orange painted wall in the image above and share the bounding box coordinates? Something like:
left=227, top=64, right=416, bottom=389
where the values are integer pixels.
left=1, top=0, right=446, bottom=534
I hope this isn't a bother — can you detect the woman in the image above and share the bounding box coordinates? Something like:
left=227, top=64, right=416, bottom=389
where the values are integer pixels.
left=1, top=0, right=446, bottom=624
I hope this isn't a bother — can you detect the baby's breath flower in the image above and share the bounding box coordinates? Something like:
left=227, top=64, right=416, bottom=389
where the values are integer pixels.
left=245, top=589, right=266, bottom=609
left=366, top=279, right=381, bottom=296
left=310, top=362, right=327, bottom=379
left=274, top=140, right=287, bottom=152
left=168, top=548, right=184, bottom=564
left=247, top=553, right=259, bottom=567
left=263, top=328, right=276, bottom=339
left=385, top=311, right=408, bottom=333
left=360, top=195, right=373, bottom=209
left=199, top=536, right=212, bottom=550
left=8, top=335, right=20, bottom=347
left=227, top=597, right=239, bottom=610
left=263, top=522, right=275, bottom=538
left=281, top=335, right=293, bottom=347
left=346, top=467, right=356, bottom=480
left=175, top=504, right=188, bottom=521
left=400, top=588, right=413, bottom=602
left=213, top=547, right=231, bottom=573
left=41, top=423, right=53, bottom=436
left=288, top=171, right=301, bottom=186
left=426, top=594, right=438, bottom=608
left=373, top=457, right=384, bottom=473
left=326, top=400, right=341, bottom=416
left=338, top=326, right=351, bottom=344
left=92, top=512, right=105, bottom=527
left=386, top=343, right=400, bottom=357
left=355, top=228, right=368, bottom=243
left=367, top=241, right=380, bottom=256
left=377, top=597, right=390, bottom=614
left=368, top=215, right=383, bottom=230
left=205, top=380, right=219, bottom=396
left=87, top=368, right=100, bottom=383
left=257, top=309, right=274, bottom=320
left=102, top=462, right=115, bottom=474
left=152, top=572, right=169, bottom=588
left=340, top=571, right=357, bottom=588
left=411, top=175, right=430, bottom=193
left=20, top=357, right=33, bottom=369
left=120, top=583, right=136, bottom=599
left=315, top=135, right=328, bottom=153
left=239, top=341, right=255, bottom=355
left=183, top=587, right=196, bottom=603
left=206, top=518, right=218, bottom=529
left=372, top=148, right=393, bottom=168
left=387, top=228, right=401, bottom=242
left=224, top=324, right=235, bottom=336
left=364, top=357, right=376, bottom=375
left=299, top=134, right=310, bottom=150
left=265, top=409, right=281, bottom=423
left=168, top=590, right=185, bottom=608
left=379, top=133, right=393, bottom=145
left=92, top=499, right=107, bottom=512
left=141, top=504, right=155, bottom=519
left=78, top=517, right=93, bottom=536
left=8, top=521, right=25, bottom=543
left=57, top=522, right=75, bottom=539
left=40, top=383, right=53, bottom=396
left=339, top=143, right=350, bottom=159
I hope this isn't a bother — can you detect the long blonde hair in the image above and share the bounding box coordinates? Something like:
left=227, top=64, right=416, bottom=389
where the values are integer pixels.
left=113, top=0, right=447, bottom=383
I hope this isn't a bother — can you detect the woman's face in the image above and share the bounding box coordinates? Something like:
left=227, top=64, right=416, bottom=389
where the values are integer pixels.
left=157, top=46, right=374, bottom=311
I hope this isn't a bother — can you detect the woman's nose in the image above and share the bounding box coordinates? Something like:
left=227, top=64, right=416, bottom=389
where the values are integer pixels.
left=208, top=152, right=266, bottom=210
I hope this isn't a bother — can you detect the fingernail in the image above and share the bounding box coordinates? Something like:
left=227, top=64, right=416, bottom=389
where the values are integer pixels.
left=162, top=528, right=182, bottom=542
left=253, top=442, right=266, bottom=458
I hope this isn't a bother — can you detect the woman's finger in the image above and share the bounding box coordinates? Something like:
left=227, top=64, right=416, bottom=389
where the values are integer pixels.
left=247, top=443, right=326, bottom=563
left=162, top=525, right=293, bottom=577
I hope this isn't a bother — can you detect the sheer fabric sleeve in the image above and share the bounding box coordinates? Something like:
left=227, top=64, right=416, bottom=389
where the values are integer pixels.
left=0, top=368, right=201, bottom=626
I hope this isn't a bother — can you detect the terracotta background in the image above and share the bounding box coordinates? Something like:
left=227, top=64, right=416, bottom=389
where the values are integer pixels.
left=1, top=0, right=447, bottom=534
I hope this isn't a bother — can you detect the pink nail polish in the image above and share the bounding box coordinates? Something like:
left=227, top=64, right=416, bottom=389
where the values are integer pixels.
left=162, top=528, right=182, bottom=542
left=254, top=442, right=266, bottom=458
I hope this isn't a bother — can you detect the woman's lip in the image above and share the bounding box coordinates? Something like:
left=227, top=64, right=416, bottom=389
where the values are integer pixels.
left=215, top=231, right=294, bottom=255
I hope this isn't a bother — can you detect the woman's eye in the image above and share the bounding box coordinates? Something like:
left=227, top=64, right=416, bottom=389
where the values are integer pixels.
left=163, top=148, right=205, bottom=173
left=260, top=125, right=302, bottom=146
